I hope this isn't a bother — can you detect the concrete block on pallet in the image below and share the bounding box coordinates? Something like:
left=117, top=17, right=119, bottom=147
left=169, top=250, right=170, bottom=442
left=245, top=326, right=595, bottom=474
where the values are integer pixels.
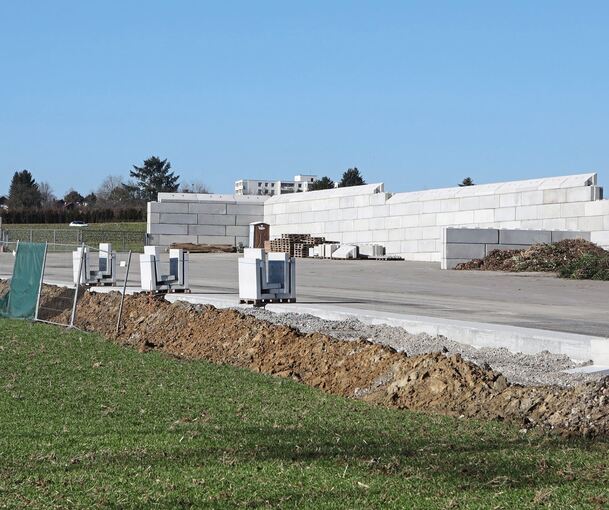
left=159, top=213, right=198, bottom=224
left=444, top=243, right=486, bottom=260
left=188, top=224, right=228, bottom=236
left=499, top=230, right=551, bottom=245
left=551, top=231, right=590, bottom=242
left=445, top=228, right=499, bottom=244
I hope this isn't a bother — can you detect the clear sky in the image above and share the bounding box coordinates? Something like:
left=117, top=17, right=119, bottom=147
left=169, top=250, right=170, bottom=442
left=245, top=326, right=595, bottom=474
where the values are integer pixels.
left=1, top=1, right=608, bottom=197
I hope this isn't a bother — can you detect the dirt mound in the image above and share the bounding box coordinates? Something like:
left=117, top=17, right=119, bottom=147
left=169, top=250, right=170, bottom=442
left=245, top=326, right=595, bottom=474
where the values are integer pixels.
left=455, top=239, right=609, bottom=276
left=37, top=289, right=609, bottom=437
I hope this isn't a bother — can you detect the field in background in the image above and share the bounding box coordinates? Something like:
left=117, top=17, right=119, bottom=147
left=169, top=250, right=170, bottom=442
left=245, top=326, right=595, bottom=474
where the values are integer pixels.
left=0, top=319, right=608, bottom=509
left=0, top=222, right=147, bottom=252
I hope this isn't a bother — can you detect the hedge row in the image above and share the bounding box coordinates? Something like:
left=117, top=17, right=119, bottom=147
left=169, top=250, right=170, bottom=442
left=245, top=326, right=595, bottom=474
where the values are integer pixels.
left=0, top=207, right=145, bottom=224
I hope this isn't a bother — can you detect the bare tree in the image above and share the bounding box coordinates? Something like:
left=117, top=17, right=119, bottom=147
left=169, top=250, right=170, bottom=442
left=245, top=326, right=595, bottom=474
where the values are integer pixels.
left=96, top=175, right=126, bottom=200
left=180, top=180, right=210, bottom=193
left=38, top=181, right=56, bottom=206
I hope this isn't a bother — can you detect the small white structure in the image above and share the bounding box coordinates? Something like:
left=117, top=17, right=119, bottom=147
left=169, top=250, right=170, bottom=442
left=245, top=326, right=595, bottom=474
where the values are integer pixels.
left=72, top=243, right=117, bottom=286
left=358, top=244, right=386, bottom=258
left=235, top=174, right=318, bottom=196
left=139, top=246, right=189, bottom=292
left=238, top=248, right=296, bottom=305
left=331, top=245, right=359, bottom=259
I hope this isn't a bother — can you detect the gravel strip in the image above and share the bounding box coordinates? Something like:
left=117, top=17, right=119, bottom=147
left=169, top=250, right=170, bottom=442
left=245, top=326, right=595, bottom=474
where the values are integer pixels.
left=242, top=308, right=597, bottom=387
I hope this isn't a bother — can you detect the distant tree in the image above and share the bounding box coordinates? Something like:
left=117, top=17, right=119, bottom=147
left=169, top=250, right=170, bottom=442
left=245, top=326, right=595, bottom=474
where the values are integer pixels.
left=7, top=170, right=42, bottom=209
left=96, top=175, right=126, bottom=201
left=180, top=180, right=210, bottom=193
left=64, top=189, right=85, bottom=204
left=126, top=156, right=179, bottom=201
left=309, top=176, right=335, bottom=191
left=339, top=167, right=366, bottom=187
left=38, top=181, right=56, bottom=207
left=459, top=177, right=475, bottom=187
left=84, top=192, right=97, bottom=204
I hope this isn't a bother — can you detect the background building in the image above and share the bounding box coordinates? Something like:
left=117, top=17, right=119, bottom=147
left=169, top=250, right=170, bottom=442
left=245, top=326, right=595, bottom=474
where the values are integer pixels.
left=235, top=174, right=317, bottom=196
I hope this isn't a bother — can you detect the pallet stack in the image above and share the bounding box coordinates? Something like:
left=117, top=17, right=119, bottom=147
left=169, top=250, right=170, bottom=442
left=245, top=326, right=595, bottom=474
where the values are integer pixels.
left=270, top=234, right=326, bottom=257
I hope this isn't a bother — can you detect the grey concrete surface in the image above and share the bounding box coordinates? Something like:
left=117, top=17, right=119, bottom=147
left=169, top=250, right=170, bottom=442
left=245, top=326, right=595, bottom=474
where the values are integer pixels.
left=1, top=251, right=609, bottom=337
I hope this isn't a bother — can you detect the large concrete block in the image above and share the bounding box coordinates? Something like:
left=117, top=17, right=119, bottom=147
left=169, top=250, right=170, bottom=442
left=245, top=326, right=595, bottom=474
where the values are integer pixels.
left=227, top=204, right=264, bottom=215
left=566, top=186, right=594, bottom=202
left=578, top=216, right=604, bottom=232
left=353, top=231, right=373, bottom=243
left=584, top=200, right=609, bottom=216
left=445, top=228, right=498, bottom=244
left=420, top=213, right=437, bottom=227
left=235, top=214, right=264, bottom=225
left=196, top=235, right=235, bottom=245
left=372, top=229, right=389, bottom=242
left=551, top=231, right=590, bottom=242
left=353, top=219, right=370, bottom=230
left=389, top=202, right=421, bottom=216
left=520, top=190, right=544, bottom=206
left=591, top=230, right=609, bottom=247
left=515, top=205, right=540, bottom=221
left=354, top=195, right=371, bottom=208
left=385, top=216, right=402, bottom=229
left=473, top=209, right=494, bottom=223
left=499, top=230, right=551, bottom=245
left=458, top=197, right=481, bottom=211
left=444, top=243, right=486, bottom=259
left=494, top=207, right=516, bottom=222
left=189, top=203, right=228, bottom=214
left=369, top=217, right=385, bottom=230
left=197, top=213, right=236, bottom=226
left=357, top=207, right=374, bottom=219
left=499, top=193, right=521, bottom=208
left=235, top=236, right=249, bottom=246
left=339, top=196, right=355, bottom=208
left=418, top=239, right=438, bottom=252
left=485, top=244, right=530, bottom=254
left=339, top=220, right=355, bottom=231
left=148, top=212, right=160, bottom=225
left=149, top=202, right=190, bottom=214
left=370, top=193, right=389, bottom=205
left=188, top=225, right=227, bottom=236
left=383, top=241, right=401, bottom=254
left=400, top=240, right=419, bottom=252
left=541, top=218, right=567, bottom=230
left=311, top=197, right=340, bottom=211
left=159, top=213, right=198, bottom=224
left=561, top=202, right=586, bottom=218
left=542, top=189, right=567, bottom=204
left=371, top=205, right=389, bottom=217
left=337, top=208, right=358, bottom=220
left=226, top=225, right=250, bottom=236
left=148, top=223, right=188, bottom=235
left=539, top=204, right=562, bottom=219
left=478, top=195, right=500, bottom=209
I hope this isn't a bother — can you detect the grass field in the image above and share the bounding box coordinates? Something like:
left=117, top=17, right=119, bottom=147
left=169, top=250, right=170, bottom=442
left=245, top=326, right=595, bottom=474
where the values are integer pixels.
left=1, top=222, right=146, bottom=232
left=0, top=319, right=608, bottom=509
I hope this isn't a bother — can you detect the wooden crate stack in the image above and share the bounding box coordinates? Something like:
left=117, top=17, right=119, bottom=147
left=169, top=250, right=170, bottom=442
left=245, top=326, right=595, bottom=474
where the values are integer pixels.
left=270, top=234, right=326, bottom=257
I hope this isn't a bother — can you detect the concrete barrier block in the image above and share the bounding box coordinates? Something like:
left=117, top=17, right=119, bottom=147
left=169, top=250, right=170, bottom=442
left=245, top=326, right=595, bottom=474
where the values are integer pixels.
left=287, top=213, right=302, bottom=224
left=401, top=215, right=420, bottom=228
left=300, top=212, right=315, bottom=223
left=313, top=210, right=331, bottom=222
left=485, top=244, right=530, bottom=254
left=339, top=196, right=355, bottom=208
left=370, top=193, right=389, bottom=205
left=160, top=213, right=198, bottom=224
left=384, top=241, right=401, bottom=254
left=541, top=219, right=567, bottom=230
left=566, top=186, right=594, bottom=202
left=458, top=196, right=481, bottom=211
left=150, top=202, right=190, bottom=214
left=385, top=216, right=402, bottom=229
left=499, top=230, right=551, bottom=244
left=372, top=229, right=389, bottom=242
left=354, top=195, right=371, bottom=207
left=561, top=202, right=586, bottom=217
left=473, top=209, right=494, bottom=223
left=158, top=234, right=198, bottom=246
left=325, top=221, right=341, bottom=233
left=337, top=208, right=358, bottom=220
left=196, top=235, right=235, bottom=245
left=418, top=239, right=437, bottom=252
left=551, top=231, right=590, bottom=242
left=542, top=189, right=566, bottom=204
left=236, top=214, right=264, bottom=225
left=370, top=217, right=385, bottom=231
left=494, top=207, right=516, bottom=222
left=499, top=193, right=521, bottom=208
left=420, top=213, right=437, bottom=226
left=371, top=205, right=389, bottom=217
left=444, top=243, right=486, bottom=259
left=226, top=225, right=250, bottom=236
left=400, top=240, right=419, bottom=252
left=189, top=225, right=228, bottom=236
left=389, top=229, right=405, bottom=241
left=357, top=207, right=374, bottom=219
left=584, top=200, right=609, bottom=216
left=197, top=213, right=236, bottom=226
left=148, top=224, right=188, bottom=235
left=565, top=217, right=580, bottom=230
left=189, top=203, right=228, bottom=214
left=339, top=220, right=355, bottom=231
left=235, top=236, right=249, bottom=246
left=539, top=204, right=562, bottom=219
left=148, top=212, right=160, bottom=224
left=478, top=195, right=500, bottom=209
left=578, top=216, right=604, bottom=231
left=389, top=202, right=421, bottom=215
left=591, top=230, right=609, bottom=247
left=353, top=219, right=370, bottom=230
left=311, top=198, right=340, bottom=211
left=515, top=205, right=540, bottom=221
left=227, top=204, right=263, bottom=215
left=353, top=231, right=373, bottom=243
left=445, top=228, right=498, bottom=244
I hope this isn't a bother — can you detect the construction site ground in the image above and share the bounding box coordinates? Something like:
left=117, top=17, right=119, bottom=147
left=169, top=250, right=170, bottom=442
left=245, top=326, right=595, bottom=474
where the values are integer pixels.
left=2, top=251, right=609, bottom=337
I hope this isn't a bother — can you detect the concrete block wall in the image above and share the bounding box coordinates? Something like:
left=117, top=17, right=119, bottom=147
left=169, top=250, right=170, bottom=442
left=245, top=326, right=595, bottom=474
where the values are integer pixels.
left=264, top=172, right=609, bottom=262
left=441, top=228, right=591, bottom=269
left=147, top=193, right=266, bottom=247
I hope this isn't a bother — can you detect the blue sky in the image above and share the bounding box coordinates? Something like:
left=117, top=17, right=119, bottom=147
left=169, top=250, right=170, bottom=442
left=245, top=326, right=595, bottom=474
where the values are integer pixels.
left=1, top=1, right=608, bottom=197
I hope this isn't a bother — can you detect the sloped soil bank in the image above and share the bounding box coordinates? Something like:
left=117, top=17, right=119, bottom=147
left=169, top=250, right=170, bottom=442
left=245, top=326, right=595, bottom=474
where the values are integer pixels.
left=43, top=289, right=609, bottom=437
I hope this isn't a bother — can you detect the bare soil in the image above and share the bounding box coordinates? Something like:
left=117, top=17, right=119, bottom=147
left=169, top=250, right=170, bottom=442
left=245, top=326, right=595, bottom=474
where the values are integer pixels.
left=31, top=288, right=608, bottom=438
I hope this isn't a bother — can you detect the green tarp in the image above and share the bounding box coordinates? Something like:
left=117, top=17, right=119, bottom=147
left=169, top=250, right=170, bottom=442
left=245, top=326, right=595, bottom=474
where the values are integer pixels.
left=0, top=242, right=46, bottom=319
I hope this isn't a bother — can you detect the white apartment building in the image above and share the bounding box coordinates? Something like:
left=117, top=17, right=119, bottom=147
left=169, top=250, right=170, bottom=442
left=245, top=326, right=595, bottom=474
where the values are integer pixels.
left=235, top=174, right=317, bottom=196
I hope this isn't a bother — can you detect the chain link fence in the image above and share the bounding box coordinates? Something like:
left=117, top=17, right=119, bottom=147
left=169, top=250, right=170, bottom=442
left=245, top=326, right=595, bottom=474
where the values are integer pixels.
left=0, top=228, right=148, bottom=252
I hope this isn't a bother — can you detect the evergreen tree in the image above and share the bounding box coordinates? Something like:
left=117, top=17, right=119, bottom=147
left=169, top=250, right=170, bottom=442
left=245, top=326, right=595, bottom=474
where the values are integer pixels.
left=7, top=170, right=42, bottom=209
left=309, top=176, right=335, bottom=191
left=339, top=167, right=366, bottom=187
left=459, top=177, right=475, bottom=187
left=64, top=189, right=84, bottom=203
left=126, top=156, right=180, bottom=201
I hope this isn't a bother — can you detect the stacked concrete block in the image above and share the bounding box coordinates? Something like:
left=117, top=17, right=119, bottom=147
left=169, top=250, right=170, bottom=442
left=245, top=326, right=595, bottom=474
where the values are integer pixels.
left=441, top=227, right=591, bottom=269
left=263, top=172, right=608, bottom=263
left=147, top=193, right=266, bottom=247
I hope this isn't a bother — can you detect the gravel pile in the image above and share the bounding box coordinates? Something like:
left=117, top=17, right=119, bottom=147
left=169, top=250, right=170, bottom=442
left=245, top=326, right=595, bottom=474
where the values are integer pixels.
left=243, top=308, right=596, bottom=387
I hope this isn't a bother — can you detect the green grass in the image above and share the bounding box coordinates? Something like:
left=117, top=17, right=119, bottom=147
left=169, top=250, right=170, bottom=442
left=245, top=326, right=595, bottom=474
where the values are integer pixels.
left=1, top=319, right=608, bottom=509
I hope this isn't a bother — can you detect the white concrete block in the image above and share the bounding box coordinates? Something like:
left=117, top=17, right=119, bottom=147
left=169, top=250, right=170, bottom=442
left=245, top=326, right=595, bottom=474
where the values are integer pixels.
left=197, top=235, right=235, bottom=245
left=420, top=213, right=437, bottom=227
left=389, top=202, right=421, bottom=216
left=473, top=209, right=494, bottom=223
left=337, top=208, right=358, bottom=220
left=158, top=234, right=198, bottom=246
left=188, top=225, right=228, bottom=236
left=566, top=186, right=594, bottom=202
left=339, top=196, right=355, bottom=208
left=371, top=205, right=389, bottom=217
left=197, top=214, right=236, bottom=226
left=515, top=206, right=540, bottom=221
left=339, top=220, right=355, bottom=231
left=551, top=231, right=590, bottom=242
left=383, top=241, right=401, bottom=254
left=499, top=193, right=521, bottom=208
left=494, top=207, right=516, bottom=222
left=148, top=223, right=188, bottom=235
left=584, top=200, right=609, bottom=216
left=354, top=231, right=373, bottom=243
left=370, top=193, right=389, bottom=205
left=236, top=215, right=264, bottom=225
left=384, top=216, right=402, bottom=229
left=521, top=190, right=544, bottom=206
left=400, top=240, right=419, bottom=252
left=160, top=213, right=198, bottom=224
left=357, top=207, right=374, bottom=219
left=591, top=231, right=609, bottom=246
left=150, top=202, right=190, bottom=214
left=189, top=203, right=228, bottom=214
left=369, top=217, right=385, bottom=230
left=354, top=195, right=371, bottom=208
left=458, top=197, right=480, bottom=211
left=148, top=212, right=160, bottom=225
left=539, top=204, right=562, bottom=219
left=226, top=225, right=250, bottom=236
left=372, top=229, right=389, bottom=242
left=541, top=218, right=567, bottom=230
left=227, top=204, right=264, bottom=215
left=478, top=195, right=500, bottom=209
left=542, top=189, right=566, bottom=204
left=561, top=202, right=586, bottom=218
left=353, top=219, right=370, bottom=230
left=418, top=239, right=438, bottom=252
left=578, top=216, right=604, bottom=232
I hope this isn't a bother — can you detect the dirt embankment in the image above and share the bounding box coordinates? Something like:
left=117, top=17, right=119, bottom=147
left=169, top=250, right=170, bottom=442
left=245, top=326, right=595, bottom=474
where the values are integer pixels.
left=37, top=289, right=609, bottom=438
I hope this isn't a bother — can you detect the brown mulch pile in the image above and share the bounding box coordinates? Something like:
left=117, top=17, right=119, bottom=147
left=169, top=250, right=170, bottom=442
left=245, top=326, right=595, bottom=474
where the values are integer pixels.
left=455, top=239, right=609, bottom=272
left=34, top=288, right=609, bottom=438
